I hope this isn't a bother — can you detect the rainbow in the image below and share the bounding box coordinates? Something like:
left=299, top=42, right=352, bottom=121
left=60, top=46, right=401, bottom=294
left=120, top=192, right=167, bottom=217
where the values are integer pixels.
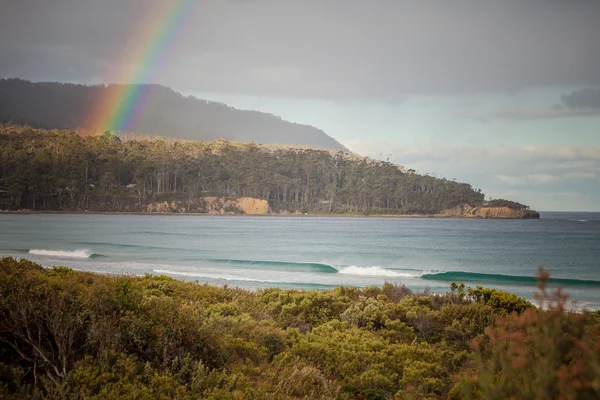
left=89, top=0, right=196, bottom=133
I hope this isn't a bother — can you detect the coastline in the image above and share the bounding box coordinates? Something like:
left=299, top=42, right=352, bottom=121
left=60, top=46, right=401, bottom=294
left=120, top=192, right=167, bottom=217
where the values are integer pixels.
left=0, top=209, right=538, bottom=219
left=3, top=253, right=595, bottom=312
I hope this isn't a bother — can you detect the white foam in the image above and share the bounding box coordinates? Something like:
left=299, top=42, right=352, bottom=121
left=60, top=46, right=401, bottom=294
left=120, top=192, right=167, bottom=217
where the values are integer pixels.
left=337, top=266, right=420, bottom=278
left=153, top=268, right=277, bottom=283
left=29, top=249, right=92, bottom=259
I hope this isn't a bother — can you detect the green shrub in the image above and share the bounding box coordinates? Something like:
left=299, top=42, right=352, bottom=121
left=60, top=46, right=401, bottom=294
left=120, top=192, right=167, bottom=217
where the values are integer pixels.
left=0, top=258, right=597, bottom=399
left=466, top=285, right=533, bottom=314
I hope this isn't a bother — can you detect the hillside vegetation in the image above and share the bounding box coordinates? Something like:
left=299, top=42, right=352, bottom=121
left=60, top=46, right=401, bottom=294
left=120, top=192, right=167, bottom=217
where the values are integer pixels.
left=0, top=257, right=598, bottom=399
left=0, top=78, right=347, bottom=151
left=0, top=126, right=492, bottom=215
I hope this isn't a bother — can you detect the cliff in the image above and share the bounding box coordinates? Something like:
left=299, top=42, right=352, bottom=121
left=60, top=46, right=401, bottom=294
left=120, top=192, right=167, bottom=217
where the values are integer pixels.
left=146, top=197, right=271, bottom=215
left=468, top=207, right=539, bottom=219
left=440, top=205, right=539, bottom=219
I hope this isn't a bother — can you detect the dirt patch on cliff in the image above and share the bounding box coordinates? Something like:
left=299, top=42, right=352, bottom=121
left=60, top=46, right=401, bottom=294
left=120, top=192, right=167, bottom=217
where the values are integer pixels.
left=146, top=197, right=270, bottom=215
left=236, top=197, right=270, bottom=215
left=471, top=207, right=520, bottom=218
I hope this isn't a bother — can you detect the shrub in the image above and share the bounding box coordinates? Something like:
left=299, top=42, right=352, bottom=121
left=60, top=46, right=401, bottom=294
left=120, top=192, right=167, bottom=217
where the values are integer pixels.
left=1, top=258, right=598, bottom=399
left=461, top=268, right=600, bottom=399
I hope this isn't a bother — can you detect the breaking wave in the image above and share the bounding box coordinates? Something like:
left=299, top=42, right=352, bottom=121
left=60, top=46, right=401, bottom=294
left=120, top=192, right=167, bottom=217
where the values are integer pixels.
left=337, top=266, right=421, bottom=278
left=153, top=268, right=274, bottom=282
left=28, top=249, right=104, bottom=259
left=206, top=258, right=339, bottom=273
left=422, top=271, right=600, bottom=287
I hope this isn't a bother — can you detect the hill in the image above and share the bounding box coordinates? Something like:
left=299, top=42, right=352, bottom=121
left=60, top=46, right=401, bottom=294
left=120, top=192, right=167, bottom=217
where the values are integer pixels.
left=0, top=126, right=495, bottom=215
left=0, top=78, right=348, bottom=151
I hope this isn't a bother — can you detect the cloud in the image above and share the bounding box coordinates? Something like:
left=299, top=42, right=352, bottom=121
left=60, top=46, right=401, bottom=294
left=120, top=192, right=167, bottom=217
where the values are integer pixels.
left=343, top=141, right=600, bottom=178
left=564, top=171, right=597, bottom=179
left=561, top=88, right=600, bottom=109
left=458, top=88, right=600, bottom=121
left=534, top=160, right=600, bottom=172
left=518, top=146, right=600, bottom=160
left=252, top=66, right=302, bottom=84
left=2, top=0, right=600, bottom=100
left=343, top=139, right=600, bottom=210
left=497, top=171, right=595, bottom=186
left=459, top=106, right=600, bottom=121
left=497, top=174, right=558, bottom=185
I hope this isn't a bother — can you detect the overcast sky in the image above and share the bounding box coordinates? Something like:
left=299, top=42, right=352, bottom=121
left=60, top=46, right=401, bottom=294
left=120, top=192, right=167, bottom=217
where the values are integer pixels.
left=2, top=0, right=599, bottom=211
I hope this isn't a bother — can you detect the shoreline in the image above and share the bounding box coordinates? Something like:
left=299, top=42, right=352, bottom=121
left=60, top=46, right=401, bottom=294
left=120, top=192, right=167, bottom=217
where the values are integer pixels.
left=3, top=257, right=596, bottom=312
left=0, top=209, right=538, bottom=219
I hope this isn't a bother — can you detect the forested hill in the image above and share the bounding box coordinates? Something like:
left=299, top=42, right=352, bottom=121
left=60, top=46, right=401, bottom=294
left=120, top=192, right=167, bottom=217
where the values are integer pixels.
left=0, top=78, right=348, bottom=151
left=0, top=126, right=494, bottom=214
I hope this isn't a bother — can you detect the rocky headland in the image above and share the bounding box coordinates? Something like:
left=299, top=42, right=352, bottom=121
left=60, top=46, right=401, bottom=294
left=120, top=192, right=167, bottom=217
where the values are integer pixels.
left=440, top=204, right=540, bottom=219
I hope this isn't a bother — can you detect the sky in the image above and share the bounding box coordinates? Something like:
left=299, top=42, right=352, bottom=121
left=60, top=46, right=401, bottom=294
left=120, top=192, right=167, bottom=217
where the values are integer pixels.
left=1, top=0, right=599, bottom=211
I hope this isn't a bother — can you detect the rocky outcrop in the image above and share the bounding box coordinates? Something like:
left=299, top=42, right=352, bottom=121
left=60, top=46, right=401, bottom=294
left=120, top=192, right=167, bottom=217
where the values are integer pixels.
left=145, top=197, right=271, bottom=215
left=440, top=205, right=539, bottom=219
left=439, top=204, right=475, bottom=217
left=468, top=207, right=539, bottom=219
left=235, top=197, right=271, bottom=215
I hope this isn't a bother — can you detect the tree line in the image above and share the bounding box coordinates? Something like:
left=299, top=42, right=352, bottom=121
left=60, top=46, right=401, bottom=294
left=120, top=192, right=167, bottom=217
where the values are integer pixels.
left=0, top=125, right=498, bottom=214
left=485, top=198, right=530, bottom=210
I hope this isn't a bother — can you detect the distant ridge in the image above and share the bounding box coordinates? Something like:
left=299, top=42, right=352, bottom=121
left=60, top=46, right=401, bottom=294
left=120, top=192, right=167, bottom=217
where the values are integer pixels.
left=0, top=78, right=348, bottom=151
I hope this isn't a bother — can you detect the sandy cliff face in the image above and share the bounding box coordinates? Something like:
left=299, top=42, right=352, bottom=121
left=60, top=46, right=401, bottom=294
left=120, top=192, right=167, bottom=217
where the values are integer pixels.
left=440, top=205, right=539, bottom=219
left=146, top=197, right=271, bottom=215
left=235, top=197, right=270, bottom=215
left=440, top=204, right=475, bottom=217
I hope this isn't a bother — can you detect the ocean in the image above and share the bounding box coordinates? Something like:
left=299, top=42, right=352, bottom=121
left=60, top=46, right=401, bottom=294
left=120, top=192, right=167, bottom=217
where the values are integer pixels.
left=1, top=212, right=599, bottom=309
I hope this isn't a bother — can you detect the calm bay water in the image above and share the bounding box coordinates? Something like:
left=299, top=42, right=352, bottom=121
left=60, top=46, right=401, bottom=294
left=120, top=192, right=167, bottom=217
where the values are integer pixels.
left=1, top=212, right=599, bottom=309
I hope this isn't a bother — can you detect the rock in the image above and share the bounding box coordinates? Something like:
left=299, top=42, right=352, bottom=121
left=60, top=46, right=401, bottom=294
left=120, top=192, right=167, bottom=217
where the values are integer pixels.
left=145, top=196, right=271, bottom=215
left=440, top=204, right=474, bottom=217
left=439, top=204, right=539, bottom=219
left=236, top=197, right=270, bottom=215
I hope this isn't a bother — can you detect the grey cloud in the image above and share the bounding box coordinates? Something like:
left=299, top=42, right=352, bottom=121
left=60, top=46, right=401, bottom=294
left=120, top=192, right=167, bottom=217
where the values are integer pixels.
left=561, top=88, right=600, bottom=109
left=459, top=106, right=600, bottom=121
left=458, top=88, right=600, bottom=121
left=344, top=141, right=600, bottom=175
left=344, top=139, right=600, bottom=210
left=496, top=174, right=558, bottom=186
left=2, top=0, right=600, bottom=101
left=533, top=160, right=600, bottom=172
left=497, top=172, right=596, bottom=186
left=454, top=113, right=493, bottom=123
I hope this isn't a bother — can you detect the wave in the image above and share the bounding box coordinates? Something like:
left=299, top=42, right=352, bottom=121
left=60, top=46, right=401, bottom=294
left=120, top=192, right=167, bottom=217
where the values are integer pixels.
left=129, top=231, right=204, bottom=237
left=206, top=258, right=339, bottom=273
left=337, top=266, right=421, bottom=278
left=75, top=241, right=177, bottom=251
left=28, top=249, right=105, bottom=259
left=153, top=268, right=273, bottom=282
left=422, top=271, right=600, bottom=287
left=152, top=268, right=334, bottom=287
left=167, top=259, right=423, bottom=277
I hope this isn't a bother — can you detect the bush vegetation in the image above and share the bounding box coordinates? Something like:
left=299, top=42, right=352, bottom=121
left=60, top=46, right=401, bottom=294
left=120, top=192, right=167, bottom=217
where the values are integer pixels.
left=0, top=257, right=598, bottom=399
left=483, top=199, right=530, bottom=210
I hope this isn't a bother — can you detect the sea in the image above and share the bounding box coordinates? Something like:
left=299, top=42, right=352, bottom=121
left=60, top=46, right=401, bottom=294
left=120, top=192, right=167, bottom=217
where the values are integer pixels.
left=1, top=212, right=599, bottom=310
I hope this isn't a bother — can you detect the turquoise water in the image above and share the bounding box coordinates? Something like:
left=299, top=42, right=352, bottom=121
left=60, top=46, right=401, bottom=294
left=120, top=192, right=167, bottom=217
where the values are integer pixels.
left=1, top=212, right=599, bottom=309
